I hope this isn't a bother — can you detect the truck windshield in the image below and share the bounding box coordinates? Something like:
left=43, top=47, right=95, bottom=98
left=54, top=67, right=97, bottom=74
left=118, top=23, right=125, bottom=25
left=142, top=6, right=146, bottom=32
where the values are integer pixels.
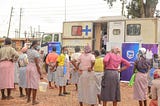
left=41, top=34, right=52, bottom=47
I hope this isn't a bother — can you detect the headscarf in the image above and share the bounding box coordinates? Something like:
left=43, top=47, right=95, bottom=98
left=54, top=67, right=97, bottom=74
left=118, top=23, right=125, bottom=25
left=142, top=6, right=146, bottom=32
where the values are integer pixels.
left=111, top=46, right=120, bottom=54
left=21, top=47, right=28, bottom=53
left=84, top=44, right=91, bottom=53
left=137, top=47, right=146, bottom=59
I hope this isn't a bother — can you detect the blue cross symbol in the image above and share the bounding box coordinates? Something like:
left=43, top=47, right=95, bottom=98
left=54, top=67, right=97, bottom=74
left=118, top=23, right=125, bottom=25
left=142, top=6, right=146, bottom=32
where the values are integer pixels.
left=82, top=25, right=91, bottom=36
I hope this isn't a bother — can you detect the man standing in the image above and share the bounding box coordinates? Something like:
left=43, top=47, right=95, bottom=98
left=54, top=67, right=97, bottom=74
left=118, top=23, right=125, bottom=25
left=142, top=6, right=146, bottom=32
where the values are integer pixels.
left=102, top=32, right=107, bottom=50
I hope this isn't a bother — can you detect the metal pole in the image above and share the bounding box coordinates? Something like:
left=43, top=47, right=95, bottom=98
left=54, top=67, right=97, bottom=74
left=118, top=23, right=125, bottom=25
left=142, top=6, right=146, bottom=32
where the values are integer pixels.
left=65, top=0, right=66, bottom=21
left=7, top=7, right=13, bottom=37
left=19, top=8, right=22, bottom=38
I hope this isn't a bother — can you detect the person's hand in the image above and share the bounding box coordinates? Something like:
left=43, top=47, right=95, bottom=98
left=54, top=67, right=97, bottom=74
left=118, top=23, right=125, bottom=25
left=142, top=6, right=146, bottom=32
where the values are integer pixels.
left=88, top=67, right=93, bottom=72
left=117, top=69, right=121, bottom=73
left=40, top=74, right=43, bottom=79
left=78, top=69, right=82, bottom=74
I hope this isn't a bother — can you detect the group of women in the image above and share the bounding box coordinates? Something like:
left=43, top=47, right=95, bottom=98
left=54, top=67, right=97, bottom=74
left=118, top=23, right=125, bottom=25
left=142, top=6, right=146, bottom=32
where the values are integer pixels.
left=0, top=38, right=42, bottom=105
left=0, top=38, right=160, bottom=106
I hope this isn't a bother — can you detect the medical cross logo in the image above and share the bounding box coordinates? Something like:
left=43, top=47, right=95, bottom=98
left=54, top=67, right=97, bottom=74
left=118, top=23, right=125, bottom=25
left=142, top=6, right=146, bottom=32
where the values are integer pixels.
left=82, top=25, right=91, bottom=36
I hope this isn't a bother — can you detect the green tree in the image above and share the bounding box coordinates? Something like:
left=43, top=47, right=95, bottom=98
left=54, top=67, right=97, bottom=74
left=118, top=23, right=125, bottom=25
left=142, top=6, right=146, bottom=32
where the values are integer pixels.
left=127, top=0, right=158, bottom=18
left=104, top=0, right=159, bottom=18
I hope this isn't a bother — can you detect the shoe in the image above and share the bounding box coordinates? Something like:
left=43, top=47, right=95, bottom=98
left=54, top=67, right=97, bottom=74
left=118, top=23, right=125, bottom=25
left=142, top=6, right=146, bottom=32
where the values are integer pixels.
left=58, top=94, right=65, bottom=96
left=32, top=101, right=39, bottom=105
left=48, top=86, right=54, bottom=89
left=20, top=94, right=25, bottom=97
left=7, top=96, right=14, bottom=100
left=27, top=99, right=31, bottom=103
left=63, top=92, right=70, bottom=95
left=1, top=95, right=7, bottom=100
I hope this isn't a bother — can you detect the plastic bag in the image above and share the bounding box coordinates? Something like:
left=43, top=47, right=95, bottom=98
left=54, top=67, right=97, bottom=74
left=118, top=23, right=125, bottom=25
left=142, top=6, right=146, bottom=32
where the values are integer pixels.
left=128, top=73, right=136, bottom=86
left=63, top=66, right=67, bottom=74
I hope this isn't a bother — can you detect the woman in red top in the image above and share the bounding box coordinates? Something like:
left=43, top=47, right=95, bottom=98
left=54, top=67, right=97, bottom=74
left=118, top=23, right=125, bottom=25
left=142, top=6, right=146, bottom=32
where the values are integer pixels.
left=101, top=47, right=130, bottom=106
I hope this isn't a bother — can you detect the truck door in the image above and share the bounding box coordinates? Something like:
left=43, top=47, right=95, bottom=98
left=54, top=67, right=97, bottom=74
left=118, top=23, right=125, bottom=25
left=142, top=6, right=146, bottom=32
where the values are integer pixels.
left=107, top=21, right=125, bottom=51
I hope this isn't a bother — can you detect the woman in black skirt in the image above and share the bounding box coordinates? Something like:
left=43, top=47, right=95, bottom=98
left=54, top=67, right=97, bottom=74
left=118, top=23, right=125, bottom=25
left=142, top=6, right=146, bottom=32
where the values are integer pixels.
left=101, top=47, right=130, bottom=106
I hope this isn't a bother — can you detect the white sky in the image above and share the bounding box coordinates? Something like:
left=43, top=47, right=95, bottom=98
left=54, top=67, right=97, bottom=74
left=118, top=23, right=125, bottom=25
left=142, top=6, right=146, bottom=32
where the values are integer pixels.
left=0, top=0, right=159, bottom=38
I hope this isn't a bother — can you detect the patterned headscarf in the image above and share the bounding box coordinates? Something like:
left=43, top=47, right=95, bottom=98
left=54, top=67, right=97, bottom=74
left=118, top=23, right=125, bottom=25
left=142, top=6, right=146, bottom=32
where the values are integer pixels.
left=154, top=69, right=160, bottom=79
left=84, top=45, right=91, bottom=53
left=137, top=47, right=146, bottom=59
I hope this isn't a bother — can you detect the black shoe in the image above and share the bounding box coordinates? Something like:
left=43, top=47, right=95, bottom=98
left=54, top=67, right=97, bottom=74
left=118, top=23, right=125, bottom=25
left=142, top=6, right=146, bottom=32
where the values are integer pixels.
left=58, top=94, right=65, bottom=96
left=20, top=94, right=25, bottom=97
left=7, top=96, right=14, bottom=100
left=63, top=92, right=70, bottom=95
left=1, top=95, right=7, bottom=100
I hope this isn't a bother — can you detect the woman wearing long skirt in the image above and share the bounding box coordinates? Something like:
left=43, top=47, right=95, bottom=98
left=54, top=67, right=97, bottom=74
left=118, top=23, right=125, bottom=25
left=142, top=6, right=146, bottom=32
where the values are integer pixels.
left=93, top=50, right=104, bottom=105
left=0, top=38, right=19, bottom=100
left=70, top=46, right=81, bottom=91
left=77, top=45, right=96, bottom=106
left=101, top=47, right=130, bottom=106
left=18, top=47, right=28, bottom=97
left=26, top=40, right=43, bottom=105
left=133, top=48, right=151, bottom=106
left=56, top=47, right=70, bottom=96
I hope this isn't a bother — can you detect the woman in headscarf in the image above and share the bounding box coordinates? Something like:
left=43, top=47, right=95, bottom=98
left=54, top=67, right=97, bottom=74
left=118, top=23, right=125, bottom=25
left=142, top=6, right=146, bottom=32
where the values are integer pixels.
left=56, top=46, right=70, bottom=96
left=149, top=69, right=160, bottom=106
left=18, top=46, right=28, bottom=97
left=70, top=46, right=81, bottom=91
left=77, top=44, right=97, bottom=106
left=26, top=40, right=43, bottom=105
left=133, top=48, right=151, bottom=106
left=93, top=50, right=104, bottom=105
left=101, top=46, right=130, bottom=106
left=148, top=54, right=160, bottom=97
left=0, top=38, right=19, bottom=100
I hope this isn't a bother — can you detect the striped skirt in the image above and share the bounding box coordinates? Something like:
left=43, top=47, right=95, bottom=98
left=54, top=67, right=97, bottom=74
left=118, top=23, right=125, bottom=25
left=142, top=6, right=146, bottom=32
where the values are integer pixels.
left=94, top=72, right=104, bottom=94
left=47, top=68, right=56, bottom=82
left=26, top=63, right=40, bottom=89
left=133, top=72, right=148, bottom=100
left=55, top=66, right=67, bottom=86
left=19, top=67, right=27, bottom=88
left=101, top=70, right=120, bottom=102
left=0, top=61, right=14, bottom=89
left=78, top=71, right=97, bottom=104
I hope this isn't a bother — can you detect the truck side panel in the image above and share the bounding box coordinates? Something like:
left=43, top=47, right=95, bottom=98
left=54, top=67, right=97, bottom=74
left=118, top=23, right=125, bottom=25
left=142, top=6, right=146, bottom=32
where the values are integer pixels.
left=63, top=21, right=93, bottom=54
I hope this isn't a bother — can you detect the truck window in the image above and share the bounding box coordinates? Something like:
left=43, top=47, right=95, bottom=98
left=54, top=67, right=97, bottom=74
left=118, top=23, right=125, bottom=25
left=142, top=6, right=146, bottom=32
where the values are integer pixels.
left=72, top=26, right=82, bottom=36
left=113, top=29, right=120, bottom=35
left=127, top=24, right=141, bottom=36
left=41, top=34, right=52, bottom=47
left=54, top=34, right=59, bottom=42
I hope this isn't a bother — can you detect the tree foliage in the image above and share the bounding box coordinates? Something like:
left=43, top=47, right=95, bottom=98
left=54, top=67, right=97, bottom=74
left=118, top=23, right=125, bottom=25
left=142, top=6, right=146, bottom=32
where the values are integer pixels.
left=104, top=0, right=116, bottom=7
left=104, top=0, right=159, bottom=18
left=127, top=0, right=158, bottom=18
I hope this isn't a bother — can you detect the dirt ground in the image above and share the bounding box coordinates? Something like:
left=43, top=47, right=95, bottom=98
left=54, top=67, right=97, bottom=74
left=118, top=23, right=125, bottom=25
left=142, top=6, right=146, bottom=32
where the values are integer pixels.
left=0, top=75, right=151, bottom=106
